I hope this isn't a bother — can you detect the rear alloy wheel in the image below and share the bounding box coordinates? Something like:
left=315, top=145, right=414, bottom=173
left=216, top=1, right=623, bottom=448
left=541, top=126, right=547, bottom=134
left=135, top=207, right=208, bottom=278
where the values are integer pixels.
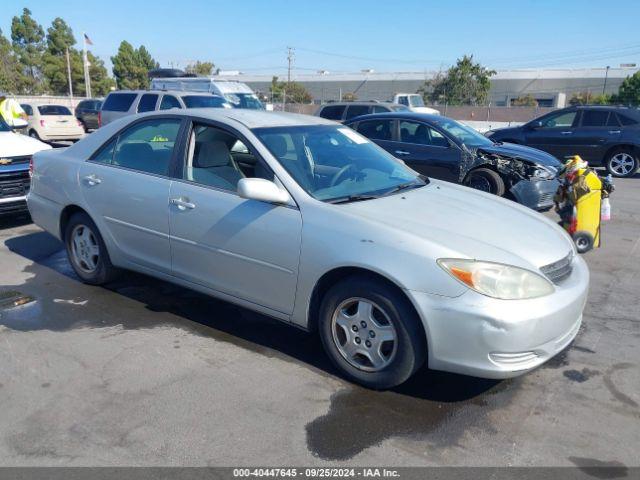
left=606, top=149, right=638, bottom=178
left=466, top=168, right=506, bottom=196
left=319, top=275, right=426, bottom=389
left=65, top=212, right=119, bottom=285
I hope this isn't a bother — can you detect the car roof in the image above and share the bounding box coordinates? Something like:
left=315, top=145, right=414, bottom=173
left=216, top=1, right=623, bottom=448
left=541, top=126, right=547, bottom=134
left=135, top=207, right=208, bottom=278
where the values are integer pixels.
left=322, top=101, right=398, bottom=108
left=108, top=90, right=220, bottom=97
left=344, top=111, right=442, bottom=123
left=140, top=108, right=337, bottom=129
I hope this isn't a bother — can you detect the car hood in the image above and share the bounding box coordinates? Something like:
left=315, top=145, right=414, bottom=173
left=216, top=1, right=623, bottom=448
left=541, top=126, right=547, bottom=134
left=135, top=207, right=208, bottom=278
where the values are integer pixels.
left=0, top=131, right=51, bottom=157
left=476, top=142, right=561, bottom=168
left=341, top=180, right=574, bottom=270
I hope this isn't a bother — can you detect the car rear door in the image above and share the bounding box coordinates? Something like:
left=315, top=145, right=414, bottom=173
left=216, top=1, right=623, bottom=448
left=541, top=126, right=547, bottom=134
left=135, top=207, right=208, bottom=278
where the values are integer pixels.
left=168, top=120, right=302, bottom=315
left=353, top=117, right=397, bottom=154
left=570, top=109, right=620, bottom=163
left=523, top=109, right=579, bottom=159
left=79, top=117, right=184, bottom=273
left=396, top=120, right=461, bottom=181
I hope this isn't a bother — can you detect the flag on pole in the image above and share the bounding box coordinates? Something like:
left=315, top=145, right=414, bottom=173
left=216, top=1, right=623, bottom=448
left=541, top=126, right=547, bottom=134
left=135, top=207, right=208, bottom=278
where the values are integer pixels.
left=84, top=33, right=93, bottom=46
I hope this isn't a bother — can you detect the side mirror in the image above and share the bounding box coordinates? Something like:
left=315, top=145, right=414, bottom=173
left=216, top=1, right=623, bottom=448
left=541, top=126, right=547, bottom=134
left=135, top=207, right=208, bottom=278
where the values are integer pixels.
left=237, top=178, right=291, bottom=205
left=530, top=120, right=543, bottom=129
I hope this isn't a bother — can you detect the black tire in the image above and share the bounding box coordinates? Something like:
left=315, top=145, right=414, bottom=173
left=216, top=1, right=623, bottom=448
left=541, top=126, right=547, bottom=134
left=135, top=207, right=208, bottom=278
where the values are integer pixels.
left=605, top=148, right=638, bottom=178
left=573, top=231, right=594, bottom=254
left=64, top=212, right=120, bottom=285
left=466, top=168, right=506, bottom=196
left=318, top=275, right=426, bottom=389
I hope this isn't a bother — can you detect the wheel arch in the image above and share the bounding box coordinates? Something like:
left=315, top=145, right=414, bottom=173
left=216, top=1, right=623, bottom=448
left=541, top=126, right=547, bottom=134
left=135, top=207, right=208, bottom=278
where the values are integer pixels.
left=603, top=143, right=640, bottom=162
left=59, top=204, right=90, bottom=239
left=307, top=266, right=429, bottom=355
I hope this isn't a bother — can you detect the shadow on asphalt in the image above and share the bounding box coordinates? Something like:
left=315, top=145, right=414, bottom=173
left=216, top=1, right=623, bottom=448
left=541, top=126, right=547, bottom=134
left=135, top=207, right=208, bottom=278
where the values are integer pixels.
left=4, top=230, right=519, bottom=460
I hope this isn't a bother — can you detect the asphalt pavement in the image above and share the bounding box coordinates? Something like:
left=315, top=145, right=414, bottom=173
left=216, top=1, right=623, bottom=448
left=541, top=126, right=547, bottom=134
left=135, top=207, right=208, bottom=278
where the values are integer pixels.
left=0, top=176, right=638, bottom=468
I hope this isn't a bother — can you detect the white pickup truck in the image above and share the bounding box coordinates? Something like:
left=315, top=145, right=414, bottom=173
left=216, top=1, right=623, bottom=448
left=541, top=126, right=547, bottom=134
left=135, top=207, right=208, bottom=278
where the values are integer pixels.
left=392, top=93, right=440, bottom=115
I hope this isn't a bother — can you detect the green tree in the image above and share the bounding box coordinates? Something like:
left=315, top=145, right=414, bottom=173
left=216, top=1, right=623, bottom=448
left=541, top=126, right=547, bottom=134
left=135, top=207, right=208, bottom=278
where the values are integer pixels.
left=186, top=61, right=214, bottom=76
left=111, top=41, right=157, bottom=89
left=612, top=71, right=640, bottom=106
left=269, top=76, right=312, bottom=103
left=41, top=17, right=76, bottom=95
left=87, top=52, right=115, bottom=96
left=0, top=28, right=24, bottom=93
left=569, top=91, right=612, bottom=106
left=512, top=94, right=538, bottom=107
left=419, top=55, right=495, bottom=106
left=10, top=8, right=45, bottom=93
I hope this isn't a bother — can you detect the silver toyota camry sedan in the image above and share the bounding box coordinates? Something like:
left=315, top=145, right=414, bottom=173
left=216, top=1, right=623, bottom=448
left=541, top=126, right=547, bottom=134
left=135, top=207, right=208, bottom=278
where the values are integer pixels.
left=27, top=109, right=589, bottom=389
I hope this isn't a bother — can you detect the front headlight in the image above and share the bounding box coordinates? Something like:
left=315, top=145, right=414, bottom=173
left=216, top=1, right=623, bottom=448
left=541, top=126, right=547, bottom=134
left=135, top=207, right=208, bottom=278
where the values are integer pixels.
left=531, top=165, right=556, bottom=180
left=437, top=259, right=555, bottom=300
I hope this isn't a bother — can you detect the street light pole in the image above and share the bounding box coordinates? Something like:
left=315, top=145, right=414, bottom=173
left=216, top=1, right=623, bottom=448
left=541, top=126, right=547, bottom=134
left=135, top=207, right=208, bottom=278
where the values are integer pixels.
left=603, top=65, right=610, bottom=95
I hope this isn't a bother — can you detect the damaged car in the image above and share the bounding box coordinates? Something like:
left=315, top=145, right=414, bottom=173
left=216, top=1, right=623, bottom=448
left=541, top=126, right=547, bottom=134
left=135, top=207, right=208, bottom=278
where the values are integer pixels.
left=345, top=112, right=561, bottom=210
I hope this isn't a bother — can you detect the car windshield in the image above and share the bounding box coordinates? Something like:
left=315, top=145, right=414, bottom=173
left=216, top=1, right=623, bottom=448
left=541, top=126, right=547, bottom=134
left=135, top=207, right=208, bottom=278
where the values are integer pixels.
left=253, top=125, right=425, bottom=203
left=224, top=93, right=264, bottom=110
left=409, top=95, right=425, bottom=107
left=38, top=105, right=72, bottom=115
left=182, top=95, right=230, bottom=109
left=433, top=117, right=494, bottom=148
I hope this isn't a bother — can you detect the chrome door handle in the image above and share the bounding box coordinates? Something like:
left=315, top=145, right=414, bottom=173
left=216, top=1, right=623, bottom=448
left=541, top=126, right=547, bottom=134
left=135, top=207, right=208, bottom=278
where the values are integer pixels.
left=83, top=174, right=101, bottom=186
left=169, top=197, right=195, bottom=210
left=395, top=150, right=410, bottom=156
left=608, top=130, right=621, bottom=134
left=560, top=131, right=573, bottom=135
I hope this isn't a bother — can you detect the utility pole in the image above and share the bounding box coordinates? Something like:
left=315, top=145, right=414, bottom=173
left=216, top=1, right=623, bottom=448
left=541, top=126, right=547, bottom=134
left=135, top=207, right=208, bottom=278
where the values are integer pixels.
left=65, top=47, right=74, bottom=101
left=603, top=65, right=610, bottom=95
left=286, top=46, right=294, bottom=85
left=83, top=33, right=92, bottom=98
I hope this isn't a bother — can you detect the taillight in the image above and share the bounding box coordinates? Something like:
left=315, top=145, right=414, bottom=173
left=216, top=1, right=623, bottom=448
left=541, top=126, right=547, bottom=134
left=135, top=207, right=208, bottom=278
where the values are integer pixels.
left=29, top=156, right=34, bottom=178
left=77, top=119, right=83, bottom=127
left=97, top=111, right=102, bottom=128
left=39, top=119, right=46, bottom=127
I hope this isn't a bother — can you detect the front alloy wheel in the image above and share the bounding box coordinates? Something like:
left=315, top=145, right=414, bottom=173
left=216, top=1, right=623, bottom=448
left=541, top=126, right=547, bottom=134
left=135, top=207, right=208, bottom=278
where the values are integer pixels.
left=331, top=297, right=398, bottom=372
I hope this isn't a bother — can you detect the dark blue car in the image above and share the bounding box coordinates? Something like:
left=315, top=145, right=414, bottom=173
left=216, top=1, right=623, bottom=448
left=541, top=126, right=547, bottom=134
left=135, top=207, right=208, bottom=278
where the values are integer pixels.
left=345, top=112, right=561, bottom=211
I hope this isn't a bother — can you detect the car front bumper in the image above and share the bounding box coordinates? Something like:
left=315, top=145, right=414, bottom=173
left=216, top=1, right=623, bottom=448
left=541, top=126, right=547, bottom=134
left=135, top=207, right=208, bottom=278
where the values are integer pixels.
left=407, top=254, right=589, bottom=379
left=510, top=178, right=558, bottom=211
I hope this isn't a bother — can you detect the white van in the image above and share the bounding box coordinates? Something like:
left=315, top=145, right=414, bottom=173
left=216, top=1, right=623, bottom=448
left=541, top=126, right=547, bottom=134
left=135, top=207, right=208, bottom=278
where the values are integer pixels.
left=150, top=77, right=264, bottom=110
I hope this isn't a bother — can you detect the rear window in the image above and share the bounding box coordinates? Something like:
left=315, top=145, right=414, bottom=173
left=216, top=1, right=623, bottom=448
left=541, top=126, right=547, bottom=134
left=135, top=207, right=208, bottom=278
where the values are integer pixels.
left=182, top=95, right=228, bottom=108
left=319, top=105, right=346, bottom=120
left=102, top=93, right=137, bottom=112
left=160, top=95, right=181, bottom=110
left=345, top=105, right=371, bottom=120
left=38, top=105, right=72, bottom=115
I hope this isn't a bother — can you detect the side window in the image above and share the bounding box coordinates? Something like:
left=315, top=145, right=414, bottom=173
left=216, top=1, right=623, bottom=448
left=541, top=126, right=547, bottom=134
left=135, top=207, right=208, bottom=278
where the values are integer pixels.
left=357, top=119, right=393, bottom=141
left=606, top=113, right=621, bottom=127
left=102, top=93, right=137, bottom=112
left=111, top=119, right=181, bottom=175
left=92, top=138, right=117, bottom=164
left=397, top=96, right=409, bottom=106
left=399, top=121, right=449, bottom=147
left=372, top=105, right=390, bottom=113
left=344, top=105, right=371, bottom=120
left=617, top=113, right=638, bottom=126
left=581, top=110, right=609, bottom=127
left=319, top=105, right=346, bottom=120
left=21, top=104, right=33, bottom=116
left=137, top=94, right=158, bottom=113
left=184, top=124, right=272, bottom=191
left=541, top=111, right=577, bottom=128
left=159, top=95, right=181, bottom=110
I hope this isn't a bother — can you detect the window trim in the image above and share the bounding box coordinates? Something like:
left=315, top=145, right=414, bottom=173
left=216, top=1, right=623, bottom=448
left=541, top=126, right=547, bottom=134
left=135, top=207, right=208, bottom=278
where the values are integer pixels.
left=87, top=115, right=188, bottom=180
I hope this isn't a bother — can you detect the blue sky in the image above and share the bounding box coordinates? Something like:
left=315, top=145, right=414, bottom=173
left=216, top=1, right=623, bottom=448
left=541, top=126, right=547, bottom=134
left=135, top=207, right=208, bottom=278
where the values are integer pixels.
left=3, top=0, right=640, bottom=75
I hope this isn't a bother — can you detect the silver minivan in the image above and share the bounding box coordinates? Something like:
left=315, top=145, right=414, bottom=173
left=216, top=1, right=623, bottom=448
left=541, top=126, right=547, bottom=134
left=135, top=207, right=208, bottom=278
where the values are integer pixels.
left=99, top=90, right=230, bottom=127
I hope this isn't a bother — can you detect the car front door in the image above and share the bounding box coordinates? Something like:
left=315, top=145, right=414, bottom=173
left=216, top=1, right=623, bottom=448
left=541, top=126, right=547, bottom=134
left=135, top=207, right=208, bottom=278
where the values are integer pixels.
left=523, top=109, right=579, bottom=159
left=79, top=117, right=184, bottom=274
left=395, top=120, right=461, bottom=182
left=168, top=121, right=303, bottom=315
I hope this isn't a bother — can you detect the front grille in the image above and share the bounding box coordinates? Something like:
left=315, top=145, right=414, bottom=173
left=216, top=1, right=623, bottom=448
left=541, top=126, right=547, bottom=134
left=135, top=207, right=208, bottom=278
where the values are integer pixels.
left=0, top=170, right=30, bottom=199
left=540, top=252, right=574, bottom=284
left=538, top=191, right=554, bottom=204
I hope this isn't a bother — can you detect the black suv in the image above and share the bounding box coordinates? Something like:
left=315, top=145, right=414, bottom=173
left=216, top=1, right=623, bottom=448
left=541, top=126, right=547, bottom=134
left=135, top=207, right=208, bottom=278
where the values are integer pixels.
left=75, top=98, right=103, bottom=132
left=486, top=106, right=640, bottom=177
